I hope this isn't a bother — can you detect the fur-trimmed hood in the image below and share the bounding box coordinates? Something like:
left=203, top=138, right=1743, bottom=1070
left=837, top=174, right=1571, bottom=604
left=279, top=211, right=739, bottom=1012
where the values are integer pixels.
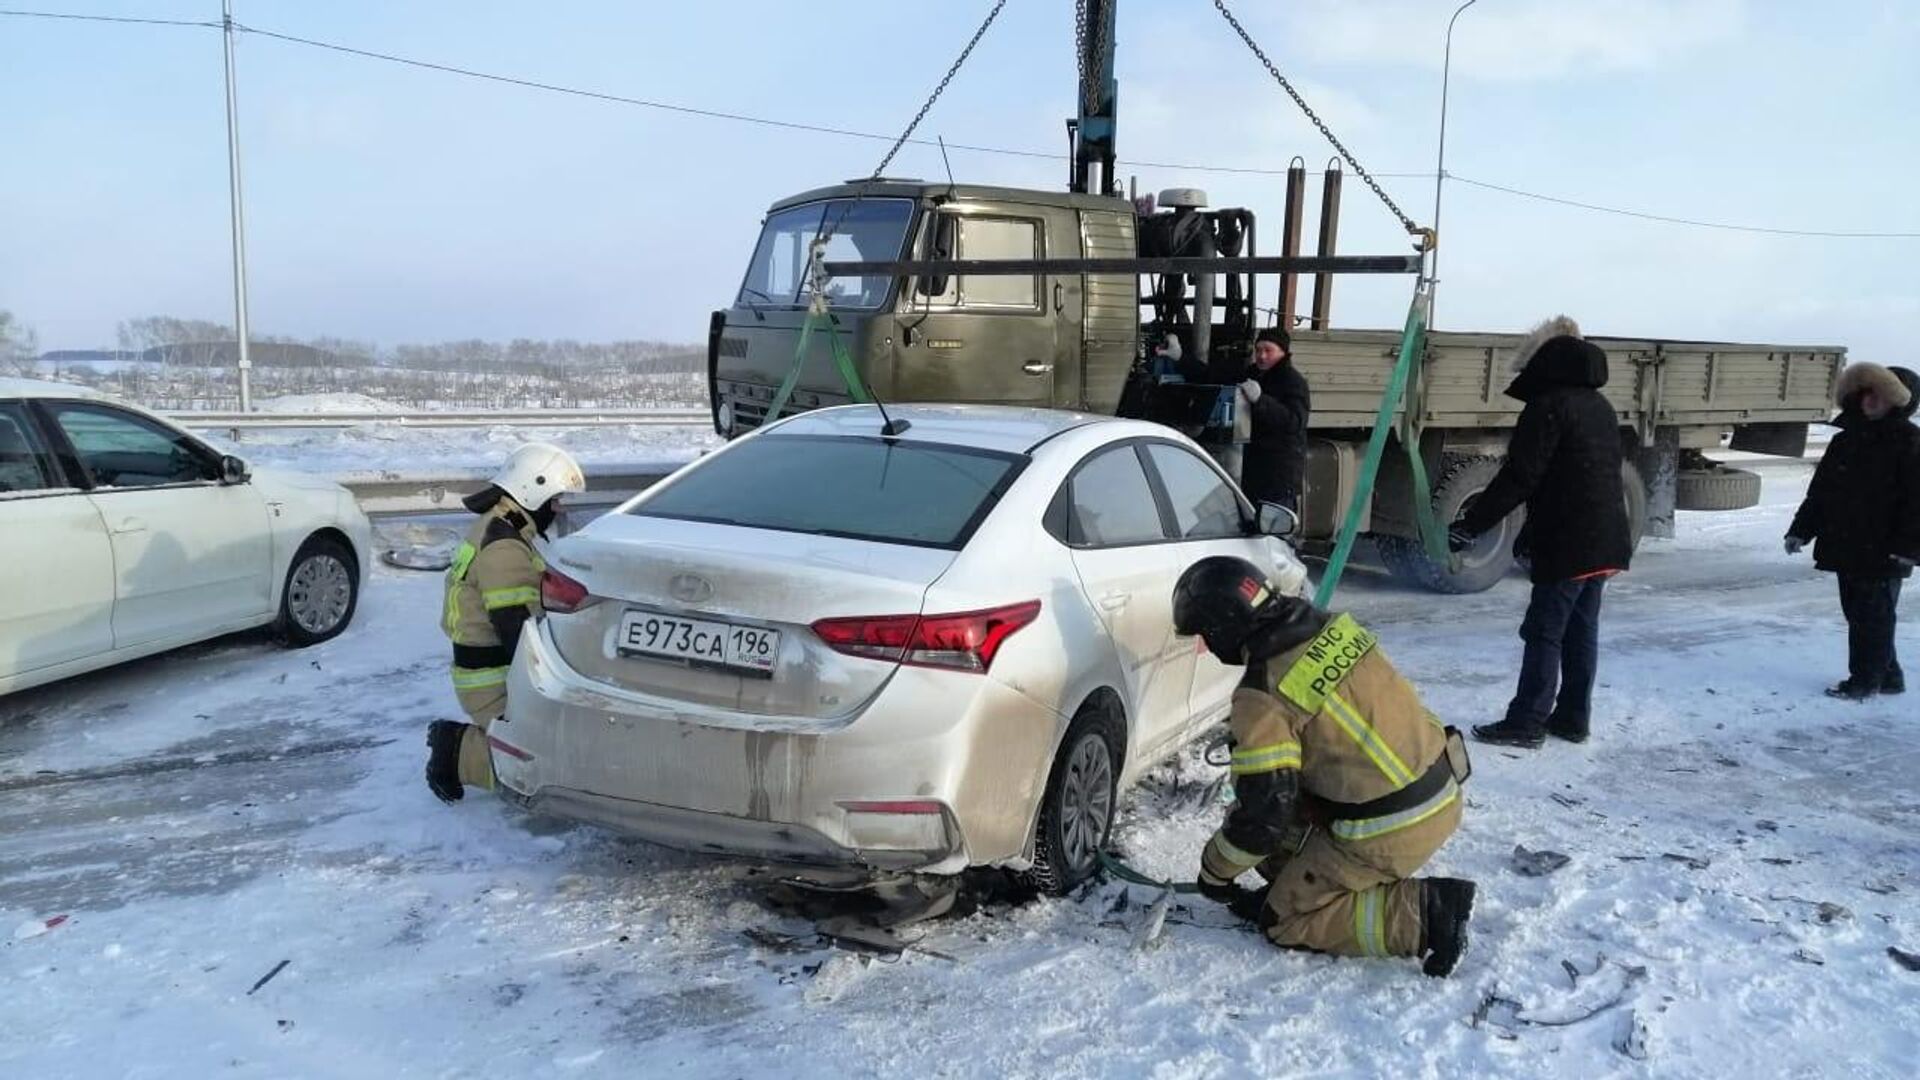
left=1504, top=315, right=1608, bottom=402
left=1835, top=361, right=1917, bottom=420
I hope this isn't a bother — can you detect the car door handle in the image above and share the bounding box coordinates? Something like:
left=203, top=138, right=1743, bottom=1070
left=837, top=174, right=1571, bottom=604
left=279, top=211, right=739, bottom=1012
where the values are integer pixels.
left=1023, top=361, right=1053, bottom=376
left=1099, top=591, right=1130, bottom=611
left=111, top=516, right=148, bottom=535
left=1053, top=281, right=1065, bottom=313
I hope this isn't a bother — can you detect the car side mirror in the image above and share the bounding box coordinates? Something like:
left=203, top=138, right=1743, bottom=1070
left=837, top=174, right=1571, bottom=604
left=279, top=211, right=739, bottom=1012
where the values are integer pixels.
left=219, top=454, right=251, bottom=485
left=1257, top=501, right=1298, bottom=539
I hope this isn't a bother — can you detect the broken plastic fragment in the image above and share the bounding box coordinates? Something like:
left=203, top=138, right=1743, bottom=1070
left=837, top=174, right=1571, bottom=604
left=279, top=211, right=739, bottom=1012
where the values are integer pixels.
left=1512, top=845, right=1572, bottom=877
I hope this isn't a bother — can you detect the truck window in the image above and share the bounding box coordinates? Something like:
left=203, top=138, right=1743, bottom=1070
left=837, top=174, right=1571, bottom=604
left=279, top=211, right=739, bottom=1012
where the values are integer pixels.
left=737, top=199, right=913, bottom=311
left=918, top=217, right=1040, bottom=310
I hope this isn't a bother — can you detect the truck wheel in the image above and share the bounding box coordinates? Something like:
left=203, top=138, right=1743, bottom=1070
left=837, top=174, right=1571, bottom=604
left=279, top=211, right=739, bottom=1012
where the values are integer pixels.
left=1623, top=458, right=1649, bottom=552
left=1376, top=456, right=1519, bottom=594
left=1675, top=466, right=1761, bottom=511
left=1017, top=705, right=1122, bottom=896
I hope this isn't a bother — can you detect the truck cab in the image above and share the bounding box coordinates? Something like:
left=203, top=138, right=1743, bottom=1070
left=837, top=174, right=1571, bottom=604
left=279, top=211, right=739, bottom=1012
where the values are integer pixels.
left=710, top=181, right=1142, bottom=436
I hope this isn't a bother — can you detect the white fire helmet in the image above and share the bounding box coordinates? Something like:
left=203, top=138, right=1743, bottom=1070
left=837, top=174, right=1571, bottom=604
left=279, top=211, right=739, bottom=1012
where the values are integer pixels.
left=491, top=442, right=585, bottom=511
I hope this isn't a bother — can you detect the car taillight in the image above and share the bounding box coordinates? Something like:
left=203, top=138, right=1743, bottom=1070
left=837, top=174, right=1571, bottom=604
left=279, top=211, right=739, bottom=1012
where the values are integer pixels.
left=541, top=569, right=594, bottom=613
left=811, top=600, right=1041, bottom=673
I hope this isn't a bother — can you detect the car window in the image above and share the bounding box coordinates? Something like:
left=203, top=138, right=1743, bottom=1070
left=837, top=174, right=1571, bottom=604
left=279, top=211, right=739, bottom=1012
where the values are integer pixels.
left=1069, top=446, right=1168, bottom=547
left=1145, top=444, right=1244, bottom=540
left=0, top=402, right=57, bottom=494
left=630, top=434, right=1024, bottom=550
left=48, top=402, right=217, bottom=489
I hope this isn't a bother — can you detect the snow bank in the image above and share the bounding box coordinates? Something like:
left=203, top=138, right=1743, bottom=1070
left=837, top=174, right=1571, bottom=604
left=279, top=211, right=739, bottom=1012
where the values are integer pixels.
left=252, top=393, right=410, bottom=415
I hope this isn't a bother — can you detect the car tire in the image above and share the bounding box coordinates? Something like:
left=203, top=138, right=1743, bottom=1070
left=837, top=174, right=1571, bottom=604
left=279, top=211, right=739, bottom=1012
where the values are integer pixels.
left=1017, top=705, right=1122, bottom=897
left=276, top=534, right=359, bottom=647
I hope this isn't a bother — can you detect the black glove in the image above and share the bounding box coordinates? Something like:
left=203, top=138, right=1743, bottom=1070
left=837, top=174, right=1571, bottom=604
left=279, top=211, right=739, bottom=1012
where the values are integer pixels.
left=1447, top=526, right=1477, bottom=553
left=1197, top=877, right=1270, bottom=924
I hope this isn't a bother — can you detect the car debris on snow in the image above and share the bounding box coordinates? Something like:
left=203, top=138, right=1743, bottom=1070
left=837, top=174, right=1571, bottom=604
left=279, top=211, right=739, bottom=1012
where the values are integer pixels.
left=1511, top=845, right=1572, bottom=877
left=1885, top=947, right=1920, bottom=973
left=247, top=959, right=293, bottom=996
left=11, top=914, right=69, bottom=940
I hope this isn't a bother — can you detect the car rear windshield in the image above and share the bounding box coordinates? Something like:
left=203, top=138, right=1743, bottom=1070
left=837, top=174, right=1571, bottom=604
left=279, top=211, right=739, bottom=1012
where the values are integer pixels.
left=630, top=434, right=1024, bottom=549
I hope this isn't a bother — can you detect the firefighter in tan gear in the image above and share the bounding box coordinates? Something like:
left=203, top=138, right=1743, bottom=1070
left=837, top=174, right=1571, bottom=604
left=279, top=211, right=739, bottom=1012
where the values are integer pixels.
left=425, top=442, right=585, bottom=803
left=1172, top=556, right=1478, bottom=977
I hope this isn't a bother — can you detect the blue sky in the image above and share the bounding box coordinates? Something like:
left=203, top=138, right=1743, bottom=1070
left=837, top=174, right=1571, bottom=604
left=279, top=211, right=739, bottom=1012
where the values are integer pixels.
left=2, top=1, right=1916, bottom=362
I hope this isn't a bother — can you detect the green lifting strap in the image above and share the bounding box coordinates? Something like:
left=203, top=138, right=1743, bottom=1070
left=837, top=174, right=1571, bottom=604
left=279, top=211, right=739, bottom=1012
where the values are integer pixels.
left=763, top=304, right=874, bottom=427
left=1313, top=285, right=1454, bottom=607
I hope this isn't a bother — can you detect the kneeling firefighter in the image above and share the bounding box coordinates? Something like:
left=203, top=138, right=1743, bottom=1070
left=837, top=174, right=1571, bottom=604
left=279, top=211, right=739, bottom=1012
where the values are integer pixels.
left=426, top=442, right=585, bottom=804
left=1172, top=556, right=1477, bottom=976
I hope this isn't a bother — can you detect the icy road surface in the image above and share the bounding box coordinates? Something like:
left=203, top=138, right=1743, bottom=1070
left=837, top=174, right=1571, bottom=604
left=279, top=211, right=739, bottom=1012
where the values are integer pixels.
left=2, top=460, right=1916, bottom=1079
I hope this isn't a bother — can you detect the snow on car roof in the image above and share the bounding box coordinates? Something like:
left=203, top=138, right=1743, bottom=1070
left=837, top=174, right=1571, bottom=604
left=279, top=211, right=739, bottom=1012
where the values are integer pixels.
left=765, top=404, right=1112, bottom=454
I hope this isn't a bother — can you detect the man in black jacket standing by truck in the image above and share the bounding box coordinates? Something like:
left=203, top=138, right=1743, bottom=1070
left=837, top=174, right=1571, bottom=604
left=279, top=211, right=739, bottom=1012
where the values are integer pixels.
left=1237, top=326, right=1312, bottom=512
left=1449, top=316, right=1634, bottom=749
left=1785, top=362, right=1920, bottom=700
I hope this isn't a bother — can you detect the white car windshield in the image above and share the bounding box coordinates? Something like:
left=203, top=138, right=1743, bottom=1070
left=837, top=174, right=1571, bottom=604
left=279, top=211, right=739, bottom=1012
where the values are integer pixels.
left=736, top=199, right=913, bottom=310
left=631, top=434, right=1024, bottom=549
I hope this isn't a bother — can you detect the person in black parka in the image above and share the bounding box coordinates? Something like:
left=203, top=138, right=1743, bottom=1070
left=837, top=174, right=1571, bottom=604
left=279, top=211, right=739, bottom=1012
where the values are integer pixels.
left=1236, top=326, right=1312, bottom=512
left=1785, top=362, right=1920, bottom=700
left=1450, top=316, right=1633, bottom=749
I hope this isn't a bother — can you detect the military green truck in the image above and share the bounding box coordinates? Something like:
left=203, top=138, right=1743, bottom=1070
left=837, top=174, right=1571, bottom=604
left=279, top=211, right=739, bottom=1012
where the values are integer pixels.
left=705, top=178, right=1842, bottom=593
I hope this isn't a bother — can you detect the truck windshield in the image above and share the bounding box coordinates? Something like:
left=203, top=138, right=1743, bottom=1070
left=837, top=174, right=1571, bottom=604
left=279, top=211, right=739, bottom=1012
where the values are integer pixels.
left=736, top=199, right=913, bottom=311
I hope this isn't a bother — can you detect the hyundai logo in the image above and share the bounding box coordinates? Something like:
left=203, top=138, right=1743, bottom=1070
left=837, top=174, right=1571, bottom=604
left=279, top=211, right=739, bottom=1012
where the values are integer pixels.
left=669, top=573, right=714, bottom=605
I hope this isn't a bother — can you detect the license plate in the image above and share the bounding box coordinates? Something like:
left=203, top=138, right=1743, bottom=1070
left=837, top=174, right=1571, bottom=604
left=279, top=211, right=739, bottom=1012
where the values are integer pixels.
left=615, top=610, right=780, bottom=675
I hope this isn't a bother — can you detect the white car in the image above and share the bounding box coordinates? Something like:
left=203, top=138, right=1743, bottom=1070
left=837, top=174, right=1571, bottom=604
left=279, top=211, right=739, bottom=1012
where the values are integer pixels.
left=0, top=379, right=373, bottom=697
left=498, top=405, right=1309, bottom=893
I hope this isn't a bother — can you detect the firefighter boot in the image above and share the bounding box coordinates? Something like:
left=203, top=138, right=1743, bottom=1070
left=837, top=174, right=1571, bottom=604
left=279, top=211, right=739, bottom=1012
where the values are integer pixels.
left=1420, top=878, right=1477, bottom=978
left=426, top=721, right=467, bottom=804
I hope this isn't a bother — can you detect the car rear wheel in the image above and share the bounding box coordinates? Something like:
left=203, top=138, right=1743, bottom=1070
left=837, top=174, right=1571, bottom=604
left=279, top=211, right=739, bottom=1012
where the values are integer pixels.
left=1018, top=705, right=1121, bottom=896
left=277, top=535, right=359, bottom=647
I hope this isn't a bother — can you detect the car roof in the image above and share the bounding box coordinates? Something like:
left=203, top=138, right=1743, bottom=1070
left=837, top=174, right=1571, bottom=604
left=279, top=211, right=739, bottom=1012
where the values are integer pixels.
left=0, top=377, right=108, bottom=401
left=764, top=404, right=1122, bottom=454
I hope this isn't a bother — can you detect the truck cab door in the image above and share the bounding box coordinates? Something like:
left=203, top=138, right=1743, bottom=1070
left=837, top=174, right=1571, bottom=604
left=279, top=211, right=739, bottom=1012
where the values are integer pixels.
left=894, top=209, right=1053, bottom=407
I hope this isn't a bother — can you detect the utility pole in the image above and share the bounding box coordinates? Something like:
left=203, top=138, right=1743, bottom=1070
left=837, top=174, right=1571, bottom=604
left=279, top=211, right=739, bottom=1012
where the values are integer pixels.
left=221, top=0, right=253, bottom=411
left=1429, top=0, right=1479, bottom=330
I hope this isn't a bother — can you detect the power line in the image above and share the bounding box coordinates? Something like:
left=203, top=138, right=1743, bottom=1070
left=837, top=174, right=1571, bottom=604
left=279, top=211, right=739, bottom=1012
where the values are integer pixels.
left=0, top=7, right=215, bottom=28
left=1449, top=174, right=1920, bottom=240
left=232, top=22, right=1418, bottom=179
left=5, top=8, right=1917, bottom=239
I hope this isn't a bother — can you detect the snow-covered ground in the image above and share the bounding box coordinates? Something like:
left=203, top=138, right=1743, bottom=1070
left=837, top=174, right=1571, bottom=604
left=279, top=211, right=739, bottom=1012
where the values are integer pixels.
left=201, top=423, right=723, bottom=479
left=2, top=459, right=1916, bottom=1079
left=252, top=393, right=412, bottom=415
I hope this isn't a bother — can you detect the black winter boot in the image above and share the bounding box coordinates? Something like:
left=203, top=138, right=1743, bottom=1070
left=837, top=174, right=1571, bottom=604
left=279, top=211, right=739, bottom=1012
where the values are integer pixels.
left=1472, top=718, right=1545, bottom=749
left=426, top=721, right=467, bottom=803
left=1882, top=669, right=1905, bottom=695
left=1420, top=878, right=1477, bottom=978
left=1825, top=680, right=1877, bottom=702
left=1545, top=714, right=1590, bottom=744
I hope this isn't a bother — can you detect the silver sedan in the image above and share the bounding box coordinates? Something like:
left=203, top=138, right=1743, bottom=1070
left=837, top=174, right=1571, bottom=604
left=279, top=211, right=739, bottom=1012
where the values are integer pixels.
left=497, top=405, right=1309, bottom=892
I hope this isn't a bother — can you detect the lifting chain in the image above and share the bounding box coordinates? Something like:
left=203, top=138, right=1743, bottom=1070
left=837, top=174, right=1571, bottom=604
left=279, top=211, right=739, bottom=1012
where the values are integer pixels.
left=1209, top=0, right=1434, bottom=251
left=1073, top=0, right=1113, bottom=116
left=817, top=0, right=1009, bottom=249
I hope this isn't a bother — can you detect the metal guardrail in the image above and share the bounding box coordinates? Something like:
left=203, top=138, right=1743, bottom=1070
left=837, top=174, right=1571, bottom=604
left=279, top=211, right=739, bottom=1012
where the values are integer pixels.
left=339, top=462, right=680, bottom=518
left=172, top=407, right=708, bottom=432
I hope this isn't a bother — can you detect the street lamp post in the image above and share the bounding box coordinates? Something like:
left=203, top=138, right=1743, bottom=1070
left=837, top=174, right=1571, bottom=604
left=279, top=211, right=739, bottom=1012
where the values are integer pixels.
left=222, top=0, right=253, bottom=412
left=1429, top=0, right=1479, bottom=329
